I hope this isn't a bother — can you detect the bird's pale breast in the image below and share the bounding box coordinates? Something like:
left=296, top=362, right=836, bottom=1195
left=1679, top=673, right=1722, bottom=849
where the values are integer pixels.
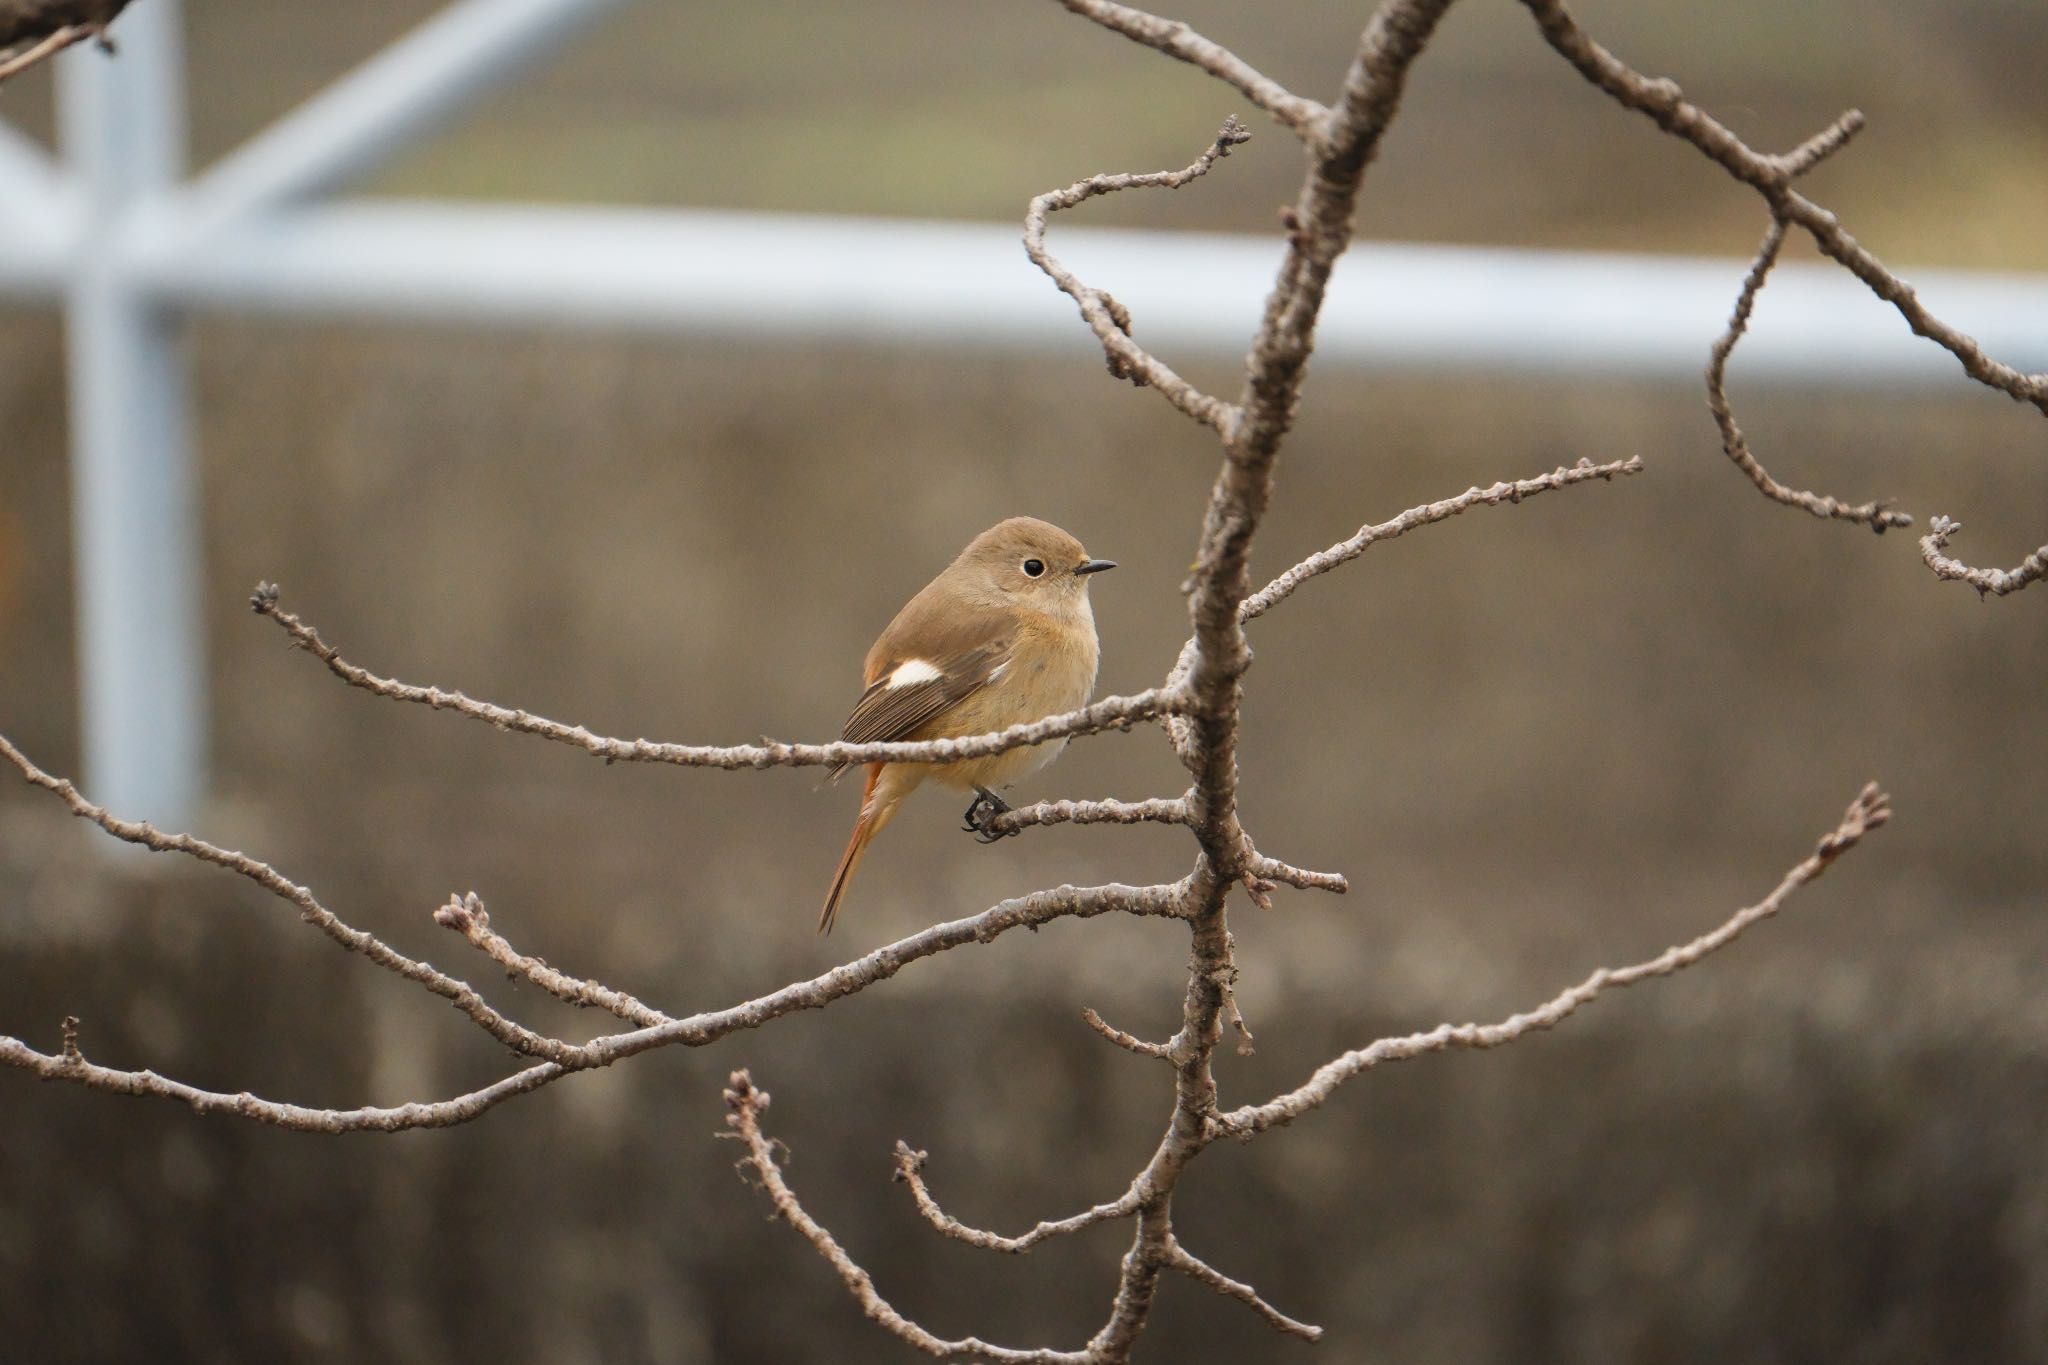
left=922, top=609, right=1098, bottom=792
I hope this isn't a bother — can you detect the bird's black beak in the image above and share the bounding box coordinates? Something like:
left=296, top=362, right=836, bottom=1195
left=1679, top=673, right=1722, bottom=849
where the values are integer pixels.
left=1074, top=558, right=1117, bottom=576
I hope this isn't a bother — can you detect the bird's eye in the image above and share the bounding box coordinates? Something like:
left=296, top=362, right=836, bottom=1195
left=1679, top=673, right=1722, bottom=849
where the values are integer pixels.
left=1022, top=559, right=1046, bottom=578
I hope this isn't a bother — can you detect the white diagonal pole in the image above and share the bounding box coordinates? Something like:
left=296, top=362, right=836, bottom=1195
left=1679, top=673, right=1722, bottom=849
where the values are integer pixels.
left=178, top=0, right=634, bottom=231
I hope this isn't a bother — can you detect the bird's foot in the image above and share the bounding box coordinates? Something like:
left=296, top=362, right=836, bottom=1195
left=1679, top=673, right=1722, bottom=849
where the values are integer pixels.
left=961, top=787, right=1018, bottom=843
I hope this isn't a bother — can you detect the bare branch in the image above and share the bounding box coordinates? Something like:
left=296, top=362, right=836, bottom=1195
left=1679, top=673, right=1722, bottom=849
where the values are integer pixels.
left=0, top=731, right=575, bottom=1062
left=726, top=1074, right=1092, bottom=1363
left=0, top=0, right=129, bottom=83
left=0, top=22, right=83, bottom=78
left=1050, top=0, right=1329, bottom=139
left=1246, top=853, right=1347, bottom=896
left=2, top=818, right=1185, bottom=1124
left=1518, top=0, right=2048, bottom=415
left=987, top=794, right=1189, bottom=836
left=1063, top=8, right=1468, bottom=1357
left=1216, top=783, right=1890, bottom=1137
left=1080, top=1007, right=1174, bottom=1060
left=435, top=892, right=673, bottom=1030
left=1023, top=119, right=1251, bottom=433
left=1774, top=108, right=1866, bottom=178
left=0, top=1032, right=569, bottom=1133
left=1707, top=218, right=1911, bottom=531
left=251, top=584, right=1181, bottom=771
left=1164, top=1235, right=1323, bottom=1341
left=1920, top=515, right=2048, bottom=599
left=1243, top=456, right=1644, bottom=622
left=893, top=1141, right=1143, bottom=1253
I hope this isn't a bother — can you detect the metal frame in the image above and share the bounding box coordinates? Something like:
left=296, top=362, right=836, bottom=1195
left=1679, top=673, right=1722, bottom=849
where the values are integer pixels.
left=3, top=0, right=2045, bottom=823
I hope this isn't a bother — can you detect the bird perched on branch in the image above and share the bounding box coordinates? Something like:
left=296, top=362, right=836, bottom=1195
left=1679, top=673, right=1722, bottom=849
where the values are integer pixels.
left=820, top=517, right=1115, bottom=933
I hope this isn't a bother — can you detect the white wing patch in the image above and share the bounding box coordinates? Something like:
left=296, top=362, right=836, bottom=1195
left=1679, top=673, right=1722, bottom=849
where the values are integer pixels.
left=887, top=659, right=943, bottom=688
left=987, top=661, right=1009, bottom=683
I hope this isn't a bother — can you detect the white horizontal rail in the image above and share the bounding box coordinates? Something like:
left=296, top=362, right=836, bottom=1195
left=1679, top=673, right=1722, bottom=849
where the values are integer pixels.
left=82, top=203, right=2048, bottom=385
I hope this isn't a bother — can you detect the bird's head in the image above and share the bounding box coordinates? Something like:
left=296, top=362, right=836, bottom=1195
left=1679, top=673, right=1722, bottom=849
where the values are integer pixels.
left=958, top=517, right=1115, bottom=609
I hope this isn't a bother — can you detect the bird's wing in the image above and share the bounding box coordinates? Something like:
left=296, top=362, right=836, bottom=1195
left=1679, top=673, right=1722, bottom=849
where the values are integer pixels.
left=832, top=615, right=1013, bottom=779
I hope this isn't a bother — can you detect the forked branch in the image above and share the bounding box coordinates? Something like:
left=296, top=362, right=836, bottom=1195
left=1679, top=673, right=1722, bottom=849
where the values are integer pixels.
left=727, top=1074, right=1091, bottom=1364
left=1519, top=0, right=2048, bottom=415
left=1022, top=117, right=1251, bottom=432
left=1706, top=219, right=1911, bottom=532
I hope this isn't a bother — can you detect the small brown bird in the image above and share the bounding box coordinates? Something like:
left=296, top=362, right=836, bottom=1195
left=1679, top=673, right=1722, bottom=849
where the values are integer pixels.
left=820, top=517, right=1115, bottom=933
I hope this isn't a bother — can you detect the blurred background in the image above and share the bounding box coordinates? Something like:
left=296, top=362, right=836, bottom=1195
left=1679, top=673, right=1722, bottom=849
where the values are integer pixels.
left=2, top=1, right=2046, bottom=1361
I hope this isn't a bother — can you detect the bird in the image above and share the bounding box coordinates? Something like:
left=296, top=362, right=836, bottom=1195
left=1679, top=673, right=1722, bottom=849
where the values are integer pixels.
left=819, top=517, right=1115, bottom=933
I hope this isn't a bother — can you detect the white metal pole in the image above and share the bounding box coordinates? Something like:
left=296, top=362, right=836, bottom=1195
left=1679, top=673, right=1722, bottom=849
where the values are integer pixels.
left=178, top=0, right=635, bottom=231
left=0, top=119, right=68, bottom=266
left=56, top=0, right=203, bottom=824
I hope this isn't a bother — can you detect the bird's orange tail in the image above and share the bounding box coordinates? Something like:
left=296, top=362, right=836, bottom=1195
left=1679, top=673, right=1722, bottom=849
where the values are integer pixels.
left=820, top=763, right=896, bottom=934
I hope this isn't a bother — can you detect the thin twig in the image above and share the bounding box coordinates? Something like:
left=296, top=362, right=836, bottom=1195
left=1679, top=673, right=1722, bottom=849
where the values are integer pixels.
left=1164, top=1236, right=1323, bottom=1341
left=1022, top=119, right=1251, bottom=433
left=1051, top=0, right=1329, bottom=139
left=1080, top=1008, right=1174, bottom=1060
left=1246, top=853, right=1347, bottom=896
left=0, top=1032, right=566, bottom=1133
left=987, top=795, right=1190, bottom=836
left=725, top=1074, right=1093, bottom=1363
left=1242, top=456, right=1643, bottom=622
left=251, top=584, right=1181, bottom=771
left=435, top=892, right=673, bottom=1030
left=0, top=22, right=83, bottom=79
left=1215, top=783, right=1890, bottom=1137
left=1706, top=218, right=1910, bottom=531
left=1920, top=516, right=2048, bottom=599
left=0, top=0, right=130, bottom=82
left=892, top=1142, right=1144, bottom=1253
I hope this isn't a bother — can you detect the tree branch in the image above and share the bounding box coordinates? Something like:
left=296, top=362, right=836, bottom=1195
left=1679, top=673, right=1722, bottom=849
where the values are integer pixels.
left=3, top=727, right=1186, bottom=1128
left=1050, top=0, right=1329, bottom=139
left=1245, top=852, right=1347, bottom=897
left=0, top=0, right=129, bottom=83
left=1164, top=1235, right=1323, bottom=1341
left=251, top=584, right=1181, bottom=771
left=1080, top=1007, right=1175, bottom=1059
left=1022, top=119, right=1251, bottom=432
left=1706, top=218, right=1911, bottom=532
left=0, top=1032, right=568, bottom=1133
left=435, top=892, right=673, bottom=1030
left=726, top=1073, right=1093, bottom=1364
left=1241, top=455, right=1644, bottom=623
left=986, top=794, right=1190, bottom=836
left=892, top=1141, right=1143, bottom=1253
left=1518, top=0, right=2048, bottom=416
left=0, top=732, right=575, bottom=1063
left=1919, top=516, right=2048, bottom=599
left=1215, top=783, right=1890, bottom=1137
